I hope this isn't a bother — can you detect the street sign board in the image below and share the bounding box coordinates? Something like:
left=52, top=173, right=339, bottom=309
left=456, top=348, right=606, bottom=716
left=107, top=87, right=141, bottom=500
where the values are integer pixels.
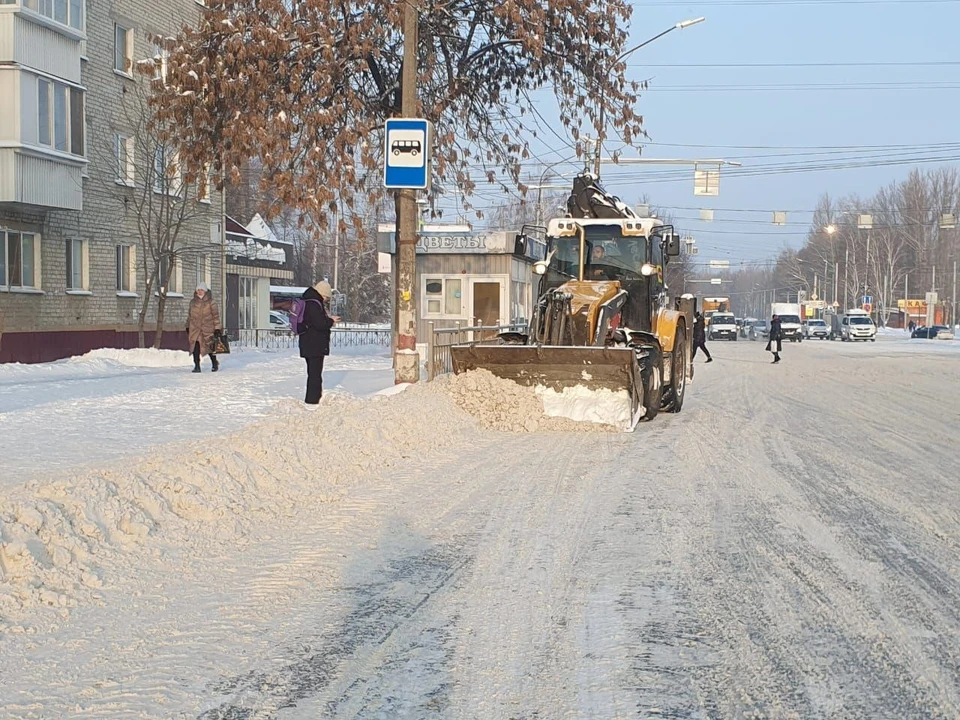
left=863, top=302, right=872, bottom=313
left=384, top=118, right=431, bottom=189
left=862, top=295, right=873, bottom=306
left=710, top=278, right=722, bottom=285
left=694, top=169, right=719, bottom=197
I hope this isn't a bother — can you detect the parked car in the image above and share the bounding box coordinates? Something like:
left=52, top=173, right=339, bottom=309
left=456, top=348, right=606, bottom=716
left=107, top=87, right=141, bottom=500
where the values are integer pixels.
left=803, top=319, right=829, bottom=340
left=911, top=325, right=950, bottom=339
left=740, top=317, right=758, bottom=338
left=749, top=320, right=769, bottom=341
left=269, top=310, right=292, bottom=330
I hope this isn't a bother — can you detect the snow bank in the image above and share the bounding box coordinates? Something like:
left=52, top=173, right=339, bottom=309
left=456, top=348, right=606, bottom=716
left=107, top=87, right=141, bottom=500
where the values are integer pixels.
left=0, top=348, right=189, bottom=380
left=0, top=386, right=473, bottom=633
left=68, top=348, right=190, bottom=368
left=433, top=370, right=620, bottom=432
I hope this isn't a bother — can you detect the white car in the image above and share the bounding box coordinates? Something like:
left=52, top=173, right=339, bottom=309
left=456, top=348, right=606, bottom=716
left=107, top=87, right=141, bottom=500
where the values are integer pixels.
left=269, top=310, right=292, bottom=330
left=841, top=314, right=876, bottom=341
left=804, top=319, right=829, bottom=340
left=709, top=313, right=739, bottom=341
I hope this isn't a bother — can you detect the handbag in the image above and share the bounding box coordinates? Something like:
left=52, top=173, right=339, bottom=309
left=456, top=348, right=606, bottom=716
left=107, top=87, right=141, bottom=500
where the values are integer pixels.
left=210, top=331, right=231, bottom=355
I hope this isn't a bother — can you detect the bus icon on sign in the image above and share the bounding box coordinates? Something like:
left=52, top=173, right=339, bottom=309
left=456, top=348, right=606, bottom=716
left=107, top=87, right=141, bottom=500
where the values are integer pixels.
left=391, top=139, right=421, bottom=157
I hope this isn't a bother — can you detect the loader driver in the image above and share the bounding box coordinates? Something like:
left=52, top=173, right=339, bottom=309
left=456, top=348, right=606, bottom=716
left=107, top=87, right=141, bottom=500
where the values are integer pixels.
left=587, top=244, right=615, bottom=280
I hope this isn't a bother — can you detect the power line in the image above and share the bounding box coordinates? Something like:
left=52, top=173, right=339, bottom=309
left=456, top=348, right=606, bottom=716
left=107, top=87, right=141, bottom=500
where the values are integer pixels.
left=628, top=61, right=960, bottom=68
left=640, top=140, right=960, bottom=151
left=637, top=0, right=960, bottom=5
left=641, top=83, right=960, bottom=92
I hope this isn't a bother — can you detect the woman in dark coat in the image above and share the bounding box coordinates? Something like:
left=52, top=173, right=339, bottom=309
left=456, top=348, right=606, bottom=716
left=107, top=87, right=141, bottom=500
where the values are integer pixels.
left=299, top=280, right=340, bottom=403
left=767, top=314, right=783, bottom=364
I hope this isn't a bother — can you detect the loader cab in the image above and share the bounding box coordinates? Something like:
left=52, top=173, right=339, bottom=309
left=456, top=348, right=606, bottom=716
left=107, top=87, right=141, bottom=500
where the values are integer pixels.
left=539, top=218, right=673, bottom=332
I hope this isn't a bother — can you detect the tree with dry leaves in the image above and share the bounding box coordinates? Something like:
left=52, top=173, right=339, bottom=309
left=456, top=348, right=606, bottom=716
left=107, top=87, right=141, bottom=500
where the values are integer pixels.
left=149, top=0, right=644, bottom=232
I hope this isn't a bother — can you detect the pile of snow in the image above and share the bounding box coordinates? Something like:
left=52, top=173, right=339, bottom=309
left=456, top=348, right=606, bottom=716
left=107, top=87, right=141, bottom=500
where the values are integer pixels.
left=0, top=385, right=474, bottom=633
left=433, top=370, right=620, bottom=432
left=536, top=385, right=632, bottom=427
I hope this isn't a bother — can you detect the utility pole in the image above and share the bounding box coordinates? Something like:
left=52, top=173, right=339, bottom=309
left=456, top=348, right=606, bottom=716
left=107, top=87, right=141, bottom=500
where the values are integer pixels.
left=904, top=273, right=909, bottom=330
left=833, top=262, right=838, bottom=310
left=333, top=211, right=340, bottom=292
left=394, top=0, right=420, bottom=384
left=843, top=247, right=849, bottom=311
left=953, top=260, right=957, bottom=328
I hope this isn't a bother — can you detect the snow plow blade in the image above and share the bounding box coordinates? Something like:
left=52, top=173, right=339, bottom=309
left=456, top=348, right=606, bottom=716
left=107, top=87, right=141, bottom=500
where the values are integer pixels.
left=450, top=344, right=643, bottom=416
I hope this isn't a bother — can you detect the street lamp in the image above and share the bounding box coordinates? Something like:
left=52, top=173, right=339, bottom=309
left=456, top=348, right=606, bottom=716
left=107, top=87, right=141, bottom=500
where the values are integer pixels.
left=593, top=17, right=706, bottom=174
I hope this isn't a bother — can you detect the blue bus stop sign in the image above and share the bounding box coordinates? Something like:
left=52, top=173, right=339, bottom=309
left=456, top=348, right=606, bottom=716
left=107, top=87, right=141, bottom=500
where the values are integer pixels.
left=384, top=118, right=431, bottom=190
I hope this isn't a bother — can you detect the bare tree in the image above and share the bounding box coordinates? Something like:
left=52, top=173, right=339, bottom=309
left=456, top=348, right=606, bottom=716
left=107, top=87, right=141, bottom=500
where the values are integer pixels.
left=106, top=59, right=214, bottom=348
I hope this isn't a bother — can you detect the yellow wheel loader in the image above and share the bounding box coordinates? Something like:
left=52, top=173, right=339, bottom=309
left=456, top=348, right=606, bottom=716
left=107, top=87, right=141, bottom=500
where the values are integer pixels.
left=450, top=174, right=695, bottom=428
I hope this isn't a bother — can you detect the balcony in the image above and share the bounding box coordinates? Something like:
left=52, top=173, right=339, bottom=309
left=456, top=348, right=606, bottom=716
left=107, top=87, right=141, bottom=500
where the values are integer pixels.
left=0, top=6, right=83, bottom=84
left=0, top=6, right=85, bottom=212
left=0, top=147, right=84, bottom=210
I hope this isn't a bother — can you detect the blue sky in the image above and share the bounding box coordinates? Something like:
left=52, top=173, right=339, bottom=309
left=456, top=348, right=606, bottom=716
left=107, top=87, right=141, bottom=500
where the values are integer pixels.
left=447, top=0, right=960, bottom=263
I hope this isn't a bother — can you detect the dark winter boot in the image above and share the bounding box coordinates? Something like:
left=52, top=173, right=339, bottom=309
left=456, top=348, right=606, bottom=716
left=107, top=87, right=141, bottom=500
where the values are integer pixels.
left=192, top=363, right=201, bottom=373
left=211, top=356, right=219, bottom=372
left=773, top=353, right=781, bottom=364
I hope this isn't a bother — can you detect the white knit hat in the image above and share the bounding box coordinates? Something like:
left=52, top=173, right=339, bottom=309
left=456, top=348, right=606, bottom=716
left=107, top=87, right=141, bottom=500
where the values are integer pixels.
left=197, top=281, right=209, bottom=292
left=313, top=280, right=332, bottom=299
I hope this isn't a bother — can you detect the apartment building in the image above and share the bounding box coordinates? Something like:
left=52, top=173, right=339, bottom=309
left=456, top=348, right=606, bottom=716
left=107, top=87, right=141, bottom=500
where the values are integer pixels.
left=0, top=0, right=224, bottom=363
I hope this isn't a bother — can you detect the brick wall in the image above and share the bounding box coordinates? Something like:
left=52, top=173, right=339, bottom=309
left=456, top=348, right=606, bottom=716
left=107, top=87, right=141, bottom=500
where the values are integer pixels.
left=0, top=0, right=224, bottom=361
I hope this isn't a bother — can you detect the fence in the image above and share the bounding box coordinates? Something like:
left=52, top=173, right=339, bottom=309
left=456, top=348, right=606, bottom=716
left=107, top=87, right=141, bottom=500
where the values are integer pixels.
left=226, top=325, right=391, bottom=350
left=427, top=322, right=528, bottom=380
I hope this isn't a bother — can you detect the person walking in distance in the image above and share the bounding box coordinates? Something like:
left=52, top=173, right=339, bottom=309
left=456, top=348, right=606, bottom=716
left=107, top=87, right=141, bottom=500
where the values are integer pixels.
left=692, top=311, right=713, bottom=363
left=299, top=280, right=341, bottom=404
left=187, top=282, right=222, bottom=373
left=767, top=313, right=783, bottom=364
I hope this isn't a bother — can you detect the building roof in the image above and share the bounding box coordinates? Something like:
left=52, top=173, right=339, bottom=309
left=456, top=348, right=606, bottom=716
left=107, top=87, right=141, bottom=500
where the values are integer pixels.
left=247, top=213, right=292, bottom=245
left=225, top=216, right=257, bottom=239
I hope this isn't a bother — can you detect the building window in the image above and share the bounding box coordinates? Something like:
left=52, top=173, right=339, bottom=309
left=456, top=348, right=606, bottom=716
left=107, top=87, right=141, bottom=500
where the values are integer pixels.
left=1, top=230, right=39, bottom=290
left=65, top=238, right=87, bottom=290
left=21, top=0, right=83, bottom=29
left=423, top=277, right=463, bottom=317
left=37, top=78, right=84, bottom=156
left=70, top=87, right=84, bottom=156
left=158, top=254, right=180, bottom=295
left=115, top=134, right=134, bottom=185
left=195, top=254, right=210, bottom=289
left=197, top=165, right=212, bottom=203
left=116, top=244, right=135, bottom=292
left=152, top=43, right=169, bottom=83
left=38, top=79, right=51, bottom=146
left=115, top=24, right=132, bottom=74
left=239, top=276, right=258, bottom=329
left=153, top=145, right=181, bottom=195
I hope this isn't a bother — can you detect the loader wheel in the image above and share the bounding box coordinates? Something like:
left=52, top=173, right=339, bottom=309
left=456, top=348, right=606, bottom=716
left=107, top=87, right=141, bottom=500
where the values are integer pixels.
left=640, top=344, right=662, bottom=422
left=661, top=325, right=687, bottom=414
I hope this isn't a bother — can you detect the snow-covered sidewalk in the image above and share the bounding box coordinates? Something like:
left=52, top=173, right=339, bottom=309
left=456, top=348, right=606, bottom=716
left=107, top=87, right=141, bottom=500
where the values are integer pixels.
left=0, top=346, right=395, bottom=482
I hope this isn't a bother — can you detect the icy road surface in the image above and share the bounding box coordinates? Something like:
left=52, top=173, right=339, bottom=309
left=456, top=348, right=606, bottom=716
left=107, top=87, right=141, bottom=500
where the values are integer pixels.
left=2, top=336, right=960, bottom=718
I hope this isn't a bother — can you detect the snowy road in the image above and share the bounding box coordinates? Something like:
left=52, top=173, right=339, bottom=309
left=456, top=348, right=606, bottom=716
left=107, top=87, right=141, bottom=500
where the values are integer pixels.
left=2, top=337, right=960, bottom=717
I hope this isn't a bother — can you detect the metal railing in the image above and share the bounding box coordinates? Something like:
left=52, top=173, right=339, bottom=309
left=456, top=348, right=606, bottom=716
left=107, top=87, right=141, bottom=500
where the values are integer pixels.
left=227, top=325, right=391, bottom=350
left=427, top=322, right=528, bottom=380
